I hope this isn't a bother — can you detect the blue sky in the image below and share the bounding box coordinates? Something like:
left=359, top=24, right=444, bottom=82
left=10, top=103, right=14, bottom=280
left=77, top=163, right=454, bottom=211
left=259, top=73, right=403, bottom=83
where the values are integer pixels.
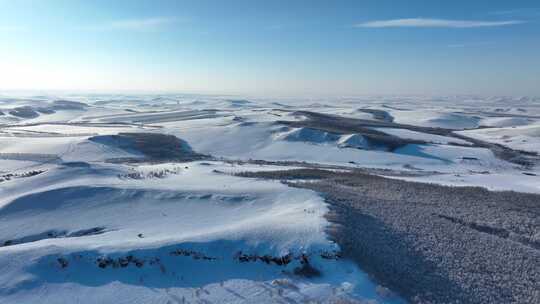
left=1, top=0, right=539, bottom=96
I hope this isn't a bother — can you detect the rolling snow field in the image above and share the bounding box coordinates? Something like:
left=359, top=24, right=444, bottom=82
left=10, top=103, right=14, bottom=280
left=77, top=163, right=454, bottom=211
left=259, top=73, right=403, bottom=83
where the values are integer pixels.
left=0, top=93, right=539, bottom=303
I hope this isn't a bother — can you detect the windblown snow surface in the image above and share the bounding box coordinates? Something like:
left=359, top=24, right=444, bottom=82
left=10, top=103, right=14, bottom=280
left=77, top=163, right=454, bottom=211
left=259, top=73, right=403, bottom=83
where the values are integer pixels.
left=1, top=93, right=539, bottom=303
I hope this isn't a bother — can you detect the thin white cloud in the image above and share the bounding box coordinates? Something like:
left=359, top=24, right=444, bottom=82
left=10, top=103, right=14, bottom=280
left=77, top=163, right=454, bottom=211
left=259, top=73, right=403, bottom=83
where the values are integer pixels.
left=83, top=17, right=177, bottom=31
left=355, top=18, right=524, bottom=28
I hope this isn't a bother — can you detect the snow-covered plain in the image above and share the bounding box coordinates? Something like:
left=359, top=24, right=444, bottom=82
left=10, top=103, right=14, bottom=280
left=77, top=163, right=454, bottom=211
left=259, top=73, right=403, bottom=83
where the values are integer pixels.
left=1, top=93, right=539, bottom=303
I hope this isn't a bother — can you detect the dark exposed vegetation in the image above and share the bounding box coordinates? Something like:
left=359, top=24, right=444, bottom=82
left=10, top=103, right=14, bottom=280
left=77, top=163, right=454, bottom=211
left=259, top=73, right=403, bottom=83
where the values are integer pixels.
left=357, top=108, right=394, bottom=122
left=236, top=166, right=433, bottom=181
left=292, top=254, right=322, bottom=278
left=89, top=132, right=208, bottom=163
left=279, top=112, right=427, bottom=151
left=237, top=168, right=540, bottom=304
left=278, top=110, right=539, bottom=166
left=236, top=168, right=336, bottom=180
left=96, top=255, right=149, bottom=269
left=283, top=110, right=454, bottom=136
left=0, top=170, right=45, bottom=183
left=1, top=227, right=107, bottom=247
left=170, top=249, right=217, bottom=261
left=51, top=100, right=88, bottom=110
left=8, top=106, right=40, bottom=118
left=227, top=159, right=437, bottom=177
left=0, top=153, right=61, bottom=163
left=57, top=257, right=69, bottom=269
left=235, top=251, right=293, bottom=266
left=117, top=166, right=183, bottom=180
left=48, top=246, right=338, bottom=283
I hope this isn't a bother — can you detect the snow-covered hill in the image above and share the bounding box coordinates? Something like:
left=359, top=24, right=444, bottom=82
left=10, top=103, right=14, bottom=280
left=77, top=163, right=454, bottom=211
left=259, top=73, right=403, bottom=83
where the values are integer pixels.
left=1, top=93, right=539, bottom=303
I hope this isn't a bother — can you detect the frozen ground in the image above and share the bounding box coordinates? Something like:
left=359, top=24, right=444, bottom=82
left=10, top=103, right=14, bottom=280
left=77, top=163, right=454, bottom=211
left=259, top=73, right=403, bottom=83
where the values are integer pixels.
left=0, top=93, right=539, bottom=303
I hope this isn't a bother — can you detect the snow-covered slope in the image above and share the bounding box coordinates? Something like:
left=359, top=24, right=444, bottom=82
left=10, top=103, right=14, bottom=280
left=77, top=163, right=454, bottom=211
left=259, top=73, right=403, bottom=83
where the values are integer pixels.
left=0, top=160, right=400, bottom=303
left=457, top=123, right=540, bottom=154
left=389, top=110, right=481, bottom=130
